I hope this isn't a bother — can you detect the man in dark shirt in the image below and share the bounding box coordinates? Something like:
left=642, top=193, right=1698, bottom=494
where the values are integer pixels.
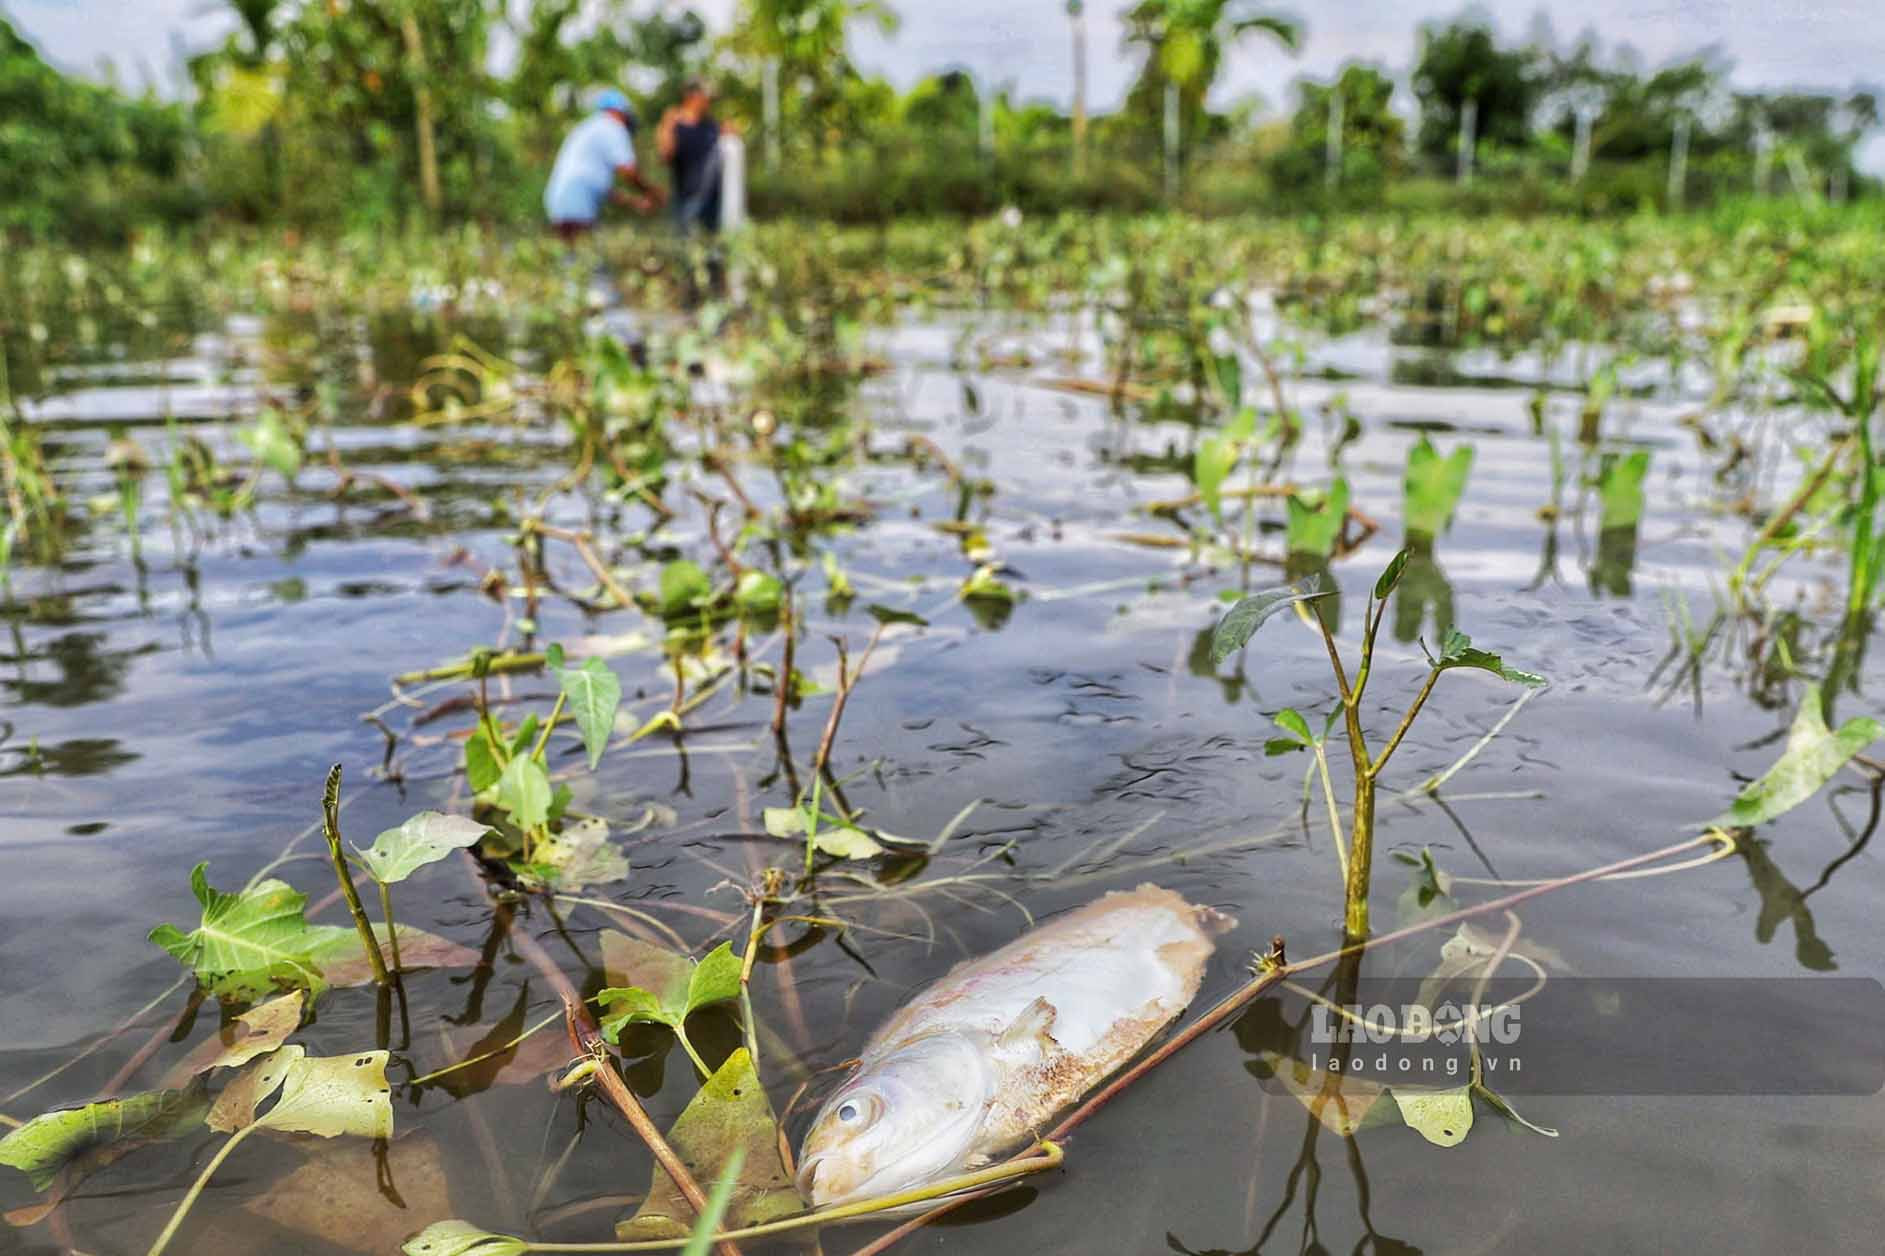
left=658, top=80, right=723, bottom=234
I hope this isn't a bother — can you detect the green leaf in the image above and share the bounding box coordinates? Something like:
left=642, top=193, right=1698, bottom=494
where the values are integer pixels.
left=1392, top=1086, right=1474, bottom=1147
left=1209, top=578, right=1329, bottom=667
left=148, top=864, right=348, bottom=999
left=1394, top=847, right=1456, bottom=928
left=1285, top=477, right=1350, bottom=558
left=617, top=1048, right=801, bottom=1241
left=354, top=812, right=490, bottom=885
left=1404, top=437, right=1474, bottom=538
left=1264, top=738, right=1308, bottom=757
left=239, top=408, right=301, bottom=479
left=1597, top=450, right=1652, bottom=531
left=658, top=559, right=713, bottom=616
left=0, top=1084, right=209, bottom=1191
left=1433, top=628, right=1545, bottom=688
left=1273, top=707, right=1313, bottom=745
left=257, top=1049, right=394, bottom=1139
left=464, top=728, right=502, bottom=793
left=682, top=1148, right=746, bottom=1256
left=496, top=757, right=552, bottom=829
left=1196, top=435, right=1236, bottom=523
left=507, top=714, right=539, bottom=762
left=528, top=816, right=628, bottom=890
left=1374, top=548, right=1411, bottom=600
left=961, top=563, right=1016, bottom=603
left=548, top=648, right=622, bottom=771
left=404, top=1221, right=530, bottom=1256
left=1713, top=685, right=1884, bottom=828
left=866, top=604, right=928, bottom=627
left=598, top=937, right=741, bottom=1039
left=734, top=570, right=783, bottom=615
left=816, top=826, right=886, bottom=859
left=761, top=806, right=806, bottom=837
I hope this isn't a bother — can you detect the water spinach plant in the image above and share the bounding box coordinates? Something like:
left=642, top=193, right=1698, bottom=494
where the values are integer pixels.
left=1213, top=549, right=1544, bottom=939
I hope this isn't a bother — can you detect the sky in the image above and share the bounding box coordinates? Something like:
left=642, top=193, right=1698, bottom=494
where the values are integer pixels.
left=8, top=0, right=1883, bottom=164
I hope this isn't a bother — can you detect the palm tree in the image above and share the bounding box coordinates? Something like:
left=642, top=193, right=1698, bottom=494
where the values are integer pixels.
left=1123, top=1, right=1301, bottom=147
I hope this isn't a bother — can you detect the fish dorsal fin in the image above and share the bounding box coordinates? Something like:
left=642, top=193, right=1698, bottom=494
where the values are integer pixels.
left=998, top=996, right=1060, bottom=1052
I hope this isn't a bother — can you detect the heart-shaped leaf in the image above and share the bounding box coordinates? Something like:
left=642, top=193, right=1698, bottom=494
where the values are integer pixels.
left=355, top=812, right=490, bottom=885
left=496, top=757, right=552, bottom=829
left=209, top=1046, right=393, bottom=1139
left=148, top=864, right=352, bottom=999
left=598, top=937, right=741, bottom=1040
left=616, top=1048, right=801, bottom=1240
left=1713, top=684, right=1883, bottom=828
left=547, top=645, right=623, bottom=771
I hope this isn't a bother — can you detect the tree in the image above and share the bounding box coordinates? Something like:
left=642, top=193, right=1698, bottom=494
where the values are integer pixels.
left=1122, top=1, right=1301, bottom=148
left=1411, top=18, right=1540, bottom=164
left=725, top=0, right=900, bottom=159
left=1273, top=63, right=1405, bottom=191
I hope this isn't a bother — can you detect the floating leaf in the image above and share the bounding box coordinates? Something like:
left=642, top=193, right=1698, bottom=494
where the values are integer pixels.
left=761, top=806, right=806, bottom=838
left=148, top=864, right=350, bottom=999
left=355, top=812, right=490, bottom=885
left=1285, top=477, right=1350, bottom=558
left=1473, top=1078, right=1559, bottom=1137
left=496, top=756, right=552, bottom=830
left=616, top=1048, right=801, bottom=1241
left=682, top=1148, right=746, bottom=1256
left=208, top=1046, right=305, bottom=1133
left=1404, top=437, right=1474, bottom=538
left=0, top=1083, right=209, bottom=1191
left=961, top=563, right=1016, bottom=604
left=1392, top=1086, right=1474, bottom=1147
left=866, top=604, right=927, bottom=627
left=1713, top=684, right=1883, bottom=828
left=404, top=1220, right=529, bottom=1256
left=1209, top=578, right=1328, bottom=666
left=546, top=645, right=622, bottom=771
left=1432, top=628, right=1545, bottom=688
left=528, top=817, right=628, bottom=890
left=311, top=924, right=478, bottom=987
left=260, top=1049, right=394, bottom=1139
left=809, top=827, right=884, bottom=860
left=159, top=991, right=306, bottom=1088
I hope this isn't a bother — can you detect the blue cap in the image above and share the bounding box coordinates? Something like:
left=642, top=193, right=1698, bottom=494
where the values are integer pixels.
left=596, top=89, right=634, bottom=123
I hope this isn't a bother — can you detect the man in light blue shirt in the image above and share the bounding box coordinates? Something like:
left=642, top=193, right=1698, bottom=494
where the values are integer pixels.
left=544, top=90, right=665, bottom=240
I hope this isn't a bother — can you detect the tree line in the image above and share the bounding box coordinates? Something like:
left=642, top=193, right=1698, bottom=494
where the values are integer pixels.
left=3, top=1, right=1877, bottom=240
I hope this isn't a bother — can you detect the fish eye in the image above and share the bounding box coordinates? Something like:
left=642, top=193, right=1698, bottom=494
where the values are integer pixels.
left=838, top=1102, right=860, bottom=1123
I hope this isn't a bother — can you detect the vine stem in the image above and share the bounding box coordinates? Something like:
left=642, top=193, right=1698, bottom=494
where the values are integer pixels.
left=321, top=764, right=390, bottom=987
left=145, top=1122, right=258, bottom=1256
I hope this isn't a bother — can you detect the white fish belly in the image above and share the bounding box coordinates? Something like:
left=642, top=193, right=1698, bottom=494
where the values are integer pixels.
left=865, top=884, right=1223, bottom=1061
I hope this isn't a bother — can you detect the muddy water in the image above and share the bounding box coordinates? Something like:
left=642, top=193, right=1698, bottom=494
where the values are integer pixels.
left=2, top=296, right=1882, bottom=1256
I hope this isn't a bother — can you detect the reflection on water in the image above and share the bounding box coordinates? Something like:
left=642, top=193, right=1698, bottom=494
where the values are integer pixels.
left=1390, top=537, right=1452, bottom=644
left=2, top=299, right=1884, bottom=1256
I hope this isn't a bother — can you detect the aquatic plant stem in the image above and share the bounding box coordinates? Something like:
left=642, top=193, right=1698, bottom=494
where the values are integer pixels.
left=1311, top=742, right=1348, bottom=883
left=321, top=764, right=391, bottom=988
left=1368, top=668, right=1441, bottom=780
left=377, top=880, right=404, bottom=973
left=144, top=1122, right=260, bottom=1256
left=560, top=996, right=743, bottom=1256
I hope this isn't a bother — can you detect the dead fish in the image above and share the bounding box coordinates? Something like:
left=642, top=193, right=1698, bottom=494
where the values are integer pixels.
left=796, top=883, right=1233, bottom=1207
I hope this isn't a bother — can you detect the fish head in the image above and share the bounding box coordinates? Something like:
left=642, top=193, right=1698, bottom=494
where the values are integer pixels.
left=796, top=1031, right=993, bottom=1207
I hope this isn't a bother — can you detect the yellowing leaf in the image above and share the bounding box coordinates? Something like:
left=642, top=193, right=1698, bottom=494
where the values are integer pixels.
left=1392, top=1086, right=1474, bottom=1147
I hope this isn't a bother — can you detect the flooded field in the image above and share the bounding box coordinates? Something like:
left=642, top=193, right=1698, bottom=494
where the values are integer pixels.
left=3, top=216, right=1884, bottom=1255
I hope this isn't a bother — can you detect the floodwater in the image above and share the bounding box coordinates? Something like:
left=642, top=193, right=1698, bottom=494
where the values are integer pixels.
left=3, top=275, right=1883, bottom=1256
